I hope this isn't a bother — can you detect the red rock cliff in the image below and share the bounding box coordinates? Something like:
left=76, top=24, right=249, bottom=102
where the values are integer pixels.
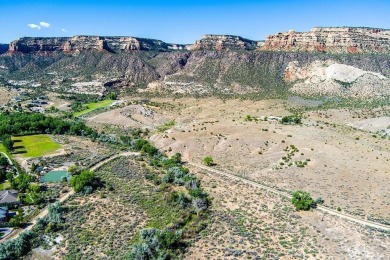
left=260, top=27, right=390, bottom=53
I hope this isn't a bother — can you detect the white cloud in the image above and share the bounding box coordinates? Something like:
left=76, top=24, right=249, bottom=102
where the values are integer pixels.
left=27, top=23, right=41, bottom=30
left=39, top=21, right=50, bottom=28
left=61, top=28, right=68, bottom=32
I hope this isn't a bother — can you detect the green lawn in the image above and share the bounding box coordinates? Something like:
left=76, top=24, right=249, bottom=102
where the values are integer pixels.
left=12, top=134, right=61, bottom=158
left=74, top=100, right=114, bottom=117
left=0, top=180, right=10, bottom=190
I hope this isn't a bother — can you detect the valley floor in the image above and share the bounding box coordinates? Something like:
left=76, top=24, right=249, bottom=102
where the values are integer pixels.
left=87, top=96, right=390, bottom=258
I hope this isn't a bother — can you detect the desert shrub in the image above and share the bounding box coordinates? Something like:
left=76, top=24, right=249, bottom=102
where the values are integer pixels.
left=82, top=185, right=93, bottom=195
left=0, top=230, right=35, bottom=259
left=133, top=138, right=158, bottom=156
left=157, top=120, right=176, bottom=132
left=203, top=156, right=214, bottom=166
left=129, top=228, right=183, bottom=259
left=161, top=172, right=174, bottom=184
left=189, top=188, right=208, bottom=199
left=291, top=190, right=314, bottom=211
left=185, top=178, right=200, bottom=190
left=192, top=198, right=208, bottom=214
left=315, top=197, right=324, bottom=204
left=47, top=202, right=63, bottom=225
left=281, top=115, right=302, bottom=124
left=177, top=192, right=191, bottom=208
left=168, top=167, right=189, bottom=186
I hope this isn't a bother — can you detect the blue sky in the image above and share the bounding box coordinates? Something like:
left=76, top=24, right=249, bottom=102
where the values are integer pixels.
left=1, top=0, right=389, bottom=43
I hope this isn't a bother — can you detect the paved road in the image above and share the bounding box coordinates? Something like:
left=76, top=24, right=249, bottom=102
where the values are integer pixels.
left=188, top=162, right=390, bottom=232
left=1, top=151, right=138, bottom=242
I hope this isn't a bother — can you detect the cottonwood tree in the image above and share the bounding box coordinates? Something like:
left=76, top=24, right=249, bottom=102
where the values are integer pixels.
left=291, top=190, right=314, bottom=211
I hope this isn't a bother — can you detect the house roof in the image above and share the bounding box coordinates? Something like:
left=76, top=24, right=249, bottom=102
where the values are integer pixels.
left=0, top=190, right=18, bottom=204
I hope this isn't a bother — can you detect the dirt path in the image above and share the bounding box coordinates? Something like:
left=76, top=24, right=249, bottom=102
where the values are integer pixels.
left=1, top=151, right=139, bottom=242
left=89, top=151, right=139, bottom=172
left=188, top=162, right=390, bottom=232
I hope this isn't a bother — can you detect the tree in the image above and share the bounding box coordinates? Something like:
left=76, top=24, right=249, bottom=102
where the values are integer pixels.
left=6, top=171, right=15, bottom=187
left=70, top=170, right=95, bottom=192
left=10, top=208, right=24, bottom=227
left=0, top=156, right=9, bottom=180
left=291, top=190, right=314, bottom=211
left=0, top=156, right=8, bottom=167
left=13, top=173, right=32, bottom=192
left=107, top=92, right=117, bottom=100
left=68, top=165, right=82, bottom=175
left=1, top=135, right=14, bottom=152
left=203, top=156, right=214, bottom=166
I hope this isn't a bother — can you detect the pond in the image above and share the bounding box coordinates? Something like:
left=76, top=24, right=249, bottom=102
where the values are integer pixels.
left=41, top=170, right=71, bottom=183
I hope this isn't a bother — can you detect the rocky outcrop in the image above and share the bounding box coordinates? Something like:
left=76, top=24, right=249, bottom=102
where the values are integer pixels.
left=9, top=37, right=68, bottom=52
left=8, top=36, right=187, bottom=53
left=191, top=35, right=258, bottom=51
left=285, top=60, right=390, bottom=97
left=261, top=27, right=390, bottom=53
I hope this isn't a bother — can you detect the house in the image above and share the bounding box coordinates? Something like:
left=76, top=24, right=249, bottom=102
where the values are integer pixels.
left=0, top=206, right=8, bottom=223
left=0, top=190, right=19, bottom=207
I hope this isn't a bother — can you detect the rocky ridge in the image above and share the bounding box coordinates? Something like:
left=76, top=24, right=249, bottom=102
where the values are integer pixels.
left=8, top=36, right=187, bottom=53
left=190, top=35, right=258, bottom=51
left=261, top=27, right=390, bottom=53
left=6, top=27, right=390, bottom=54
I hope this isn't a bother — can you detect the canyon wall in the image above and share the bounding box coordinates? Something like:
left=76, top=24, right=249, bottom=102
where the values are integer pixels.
left=8, top=36, right=187, bottom=53
left=261, top=27, right=390, bottom=53
left=191, top=35, right=258, bottom=51
left=7, top=27, right=390, bottom=54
